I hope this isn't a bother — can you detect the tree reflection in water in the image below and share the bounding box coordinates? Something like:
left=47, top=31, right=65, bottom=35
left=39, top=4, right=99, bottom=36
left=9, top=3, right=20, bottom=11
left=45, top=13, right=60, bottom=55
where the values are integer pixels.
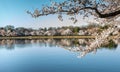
left=0, top=38, right=119, bottom=58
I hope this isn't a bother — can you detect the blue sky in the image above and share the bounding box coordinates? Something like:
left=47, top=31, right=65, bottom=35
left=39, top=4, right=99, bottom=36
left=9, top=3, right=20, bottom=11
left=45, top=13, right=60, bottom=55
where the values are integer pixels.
left=0, top=0, right=87, bottom=29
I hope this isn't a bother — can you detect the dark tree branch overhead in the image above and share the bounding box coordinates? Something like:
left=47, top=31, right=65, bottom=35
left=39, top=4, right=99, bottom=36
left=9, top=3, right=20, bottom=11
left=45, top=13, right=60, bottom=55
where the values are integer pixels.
left=82, top=7, right=120, bottom=18
left=27, top=0, right=120, bottom=21
left=99, top=10, right=120, bottom=18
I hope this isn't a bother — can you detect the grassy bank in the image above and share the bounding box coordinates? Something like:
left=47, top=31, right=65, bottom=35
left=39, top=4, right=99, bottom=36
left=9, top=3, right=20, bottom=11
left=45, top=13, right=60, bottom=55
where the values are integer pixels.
left=0, top=36, right=118, bottom=39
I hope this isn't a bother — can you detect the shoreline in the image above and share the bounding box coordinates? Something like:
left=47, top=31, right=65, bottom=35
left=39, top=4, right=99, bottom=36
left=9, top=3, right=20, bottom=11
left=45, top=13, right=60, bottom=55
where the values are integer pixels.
left=0, top=36, right=118, bottom=39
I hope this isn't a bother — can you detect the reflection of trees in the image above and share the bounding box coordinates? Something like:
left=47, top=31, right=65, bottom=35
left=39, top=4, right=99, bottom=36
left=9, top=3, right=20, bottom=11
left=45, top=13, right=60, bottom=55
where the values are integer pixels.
left=0, top=38, right=119, bottom=57
left=78, top=41, right=118, bottom=58
left=0, top=40, right=15, bottom=50
left=69, top=39, right=118, bottom=58
left=5, top=40, right=15, bottom=50
left=101, top=40, right=118, bottom=49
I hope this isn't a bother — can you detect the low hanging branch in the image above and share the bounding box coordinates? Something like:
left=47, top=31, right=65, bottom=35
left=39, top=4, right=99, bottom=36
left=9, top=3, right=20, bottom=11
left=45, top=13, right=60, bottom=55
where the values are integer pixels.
left=27, top=0, right=120, bottom=21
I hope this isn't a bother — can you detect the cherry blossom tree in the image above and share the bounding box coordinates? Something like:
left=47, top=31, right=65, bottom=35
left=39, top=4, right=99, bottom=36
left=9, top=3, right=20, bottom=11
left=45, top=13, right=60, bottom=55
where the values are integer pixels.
left=27, top=0, right=120, bottom=57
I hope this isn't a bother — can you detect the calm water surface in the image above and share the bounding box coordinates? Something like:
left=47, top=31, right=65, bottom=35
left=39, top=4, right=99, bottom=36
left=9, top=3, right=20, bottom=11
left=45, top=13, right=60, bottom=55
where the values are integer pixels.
left=0, top=39, right=120, bottom=72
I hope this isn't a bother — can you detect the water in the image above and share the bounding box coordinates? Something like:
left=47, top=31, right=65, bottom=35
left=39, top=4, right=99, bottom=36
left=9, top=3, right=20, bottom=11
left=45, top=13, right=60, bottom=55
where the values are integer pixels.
left=0, top=39, right=119, bottom=72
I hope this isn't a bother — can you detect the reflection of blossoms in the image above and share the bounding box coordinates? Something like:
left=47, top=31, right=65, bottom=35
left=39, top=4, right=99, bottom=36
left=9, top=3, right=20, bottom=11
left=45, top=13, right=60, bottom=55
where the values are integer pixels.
left=0, top=38, right=119, bottom=58
left=78, top=23, right=120, bottom=58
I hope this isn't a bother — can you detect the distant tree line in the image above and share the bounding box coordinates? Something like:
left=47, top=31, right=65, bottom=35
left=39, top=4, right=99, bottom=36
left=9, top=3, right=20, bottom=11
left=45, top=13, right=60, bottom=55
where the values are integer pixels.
left=0, top=24, right=119, bottom=36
